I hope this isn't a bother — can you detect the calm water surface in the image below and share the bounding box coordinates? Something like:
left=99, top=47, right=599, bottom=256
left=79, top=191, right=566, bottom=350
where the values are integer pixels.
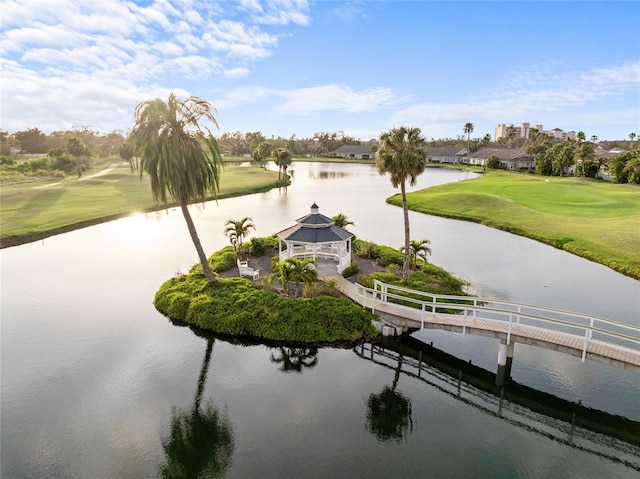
left=2, top=162, right=639, bottom=477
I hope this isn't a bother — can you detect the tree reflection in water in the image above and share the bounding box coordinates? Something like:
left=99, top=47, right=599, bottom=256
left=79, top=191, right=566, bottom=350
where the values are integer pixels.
left=366, top=355, right=414, bottom=442
left=270, top=347, right=319, bottom=373
left=159, top=339, right=234, bottom=478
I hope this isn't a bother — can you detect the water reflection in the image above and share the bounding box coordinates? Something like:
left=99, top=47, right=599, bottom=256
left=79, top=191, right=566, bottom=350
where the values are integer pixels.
left=356, top=340, right=640, bottom=470
left=159, top=339, right=234, bottom=478
left=270, top=347, right=319, bottom=373
left=366, top=354, right=414, bottom=443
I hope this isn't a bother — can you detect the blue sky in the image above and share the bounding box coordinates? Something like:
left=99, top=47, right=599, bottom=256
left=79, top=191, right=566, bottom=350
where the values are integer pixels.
left=1, top=0, right=639, bottom=142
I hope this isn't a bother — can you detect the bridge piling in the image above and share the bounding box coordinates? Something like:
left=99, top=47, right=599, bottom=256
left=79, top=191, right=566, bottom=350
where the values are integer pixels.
left=496, top=340, right=515, bottom=386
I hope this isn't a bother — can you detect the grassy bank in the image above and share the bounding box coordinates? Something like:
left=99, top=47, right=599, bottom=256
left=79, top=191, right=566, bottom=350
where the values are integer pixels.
left=391, top=171, right=640, bottom=279
left=0, top=162, right=285, bottom=248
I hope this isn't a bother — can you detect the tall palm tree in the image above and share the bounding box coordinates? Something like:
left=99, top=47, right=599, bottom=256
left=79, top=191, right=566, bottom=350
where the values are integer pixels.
left=223, top=217, right=255, bottom=252
left=375, top=126, right=427, bottom=282
left=130, top=93, right=222, bottom=283
left=273, top=148, right=292, bottom=180
left=401, top=239, right=431, bottom=269
left=480, top=133, right=492, bottom=149
left=463, top=122, right=474, bottom=162
left=629, top=132, right=637, bottom=146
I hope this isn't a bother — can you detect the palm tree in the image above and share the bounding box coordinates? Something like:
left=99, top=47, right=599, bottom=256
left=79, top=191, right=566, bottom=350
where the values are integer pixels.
left=273, top=148, right=292, bottom=180
left=463, top=122, right=474, bottom=162
left=130, top=93, right=222, bottom=283
left=332, top=213, right=354, bottom=228
left=278, top=257, right=317, bottom=297
left=401, top=239, right=431, bottom=269
left=375, top=126, right=427, bottom=282
left=574, top=141, right=596, bottom=178
left=629, top=132, right=637, bottom=146
left=252, top=141, right=272, bottom=169
left=480, top=133, right=492, bottom=149
left=223, top=217, right=255, bottom=253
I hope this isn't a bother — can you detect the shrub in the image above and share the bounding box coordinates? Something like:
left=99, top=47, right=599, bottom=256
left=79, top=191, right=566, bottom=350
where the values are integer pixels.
left=375, top=245, right=404, bottom=267
left=249, top=235, right=279, bottom=256
left=342, top=261, right=360, bottom=278
left=353, top=238, right=377, bottom=258
left=29, top=157, right=49, bottom=172
left=189, top=246, right=237, bottom=275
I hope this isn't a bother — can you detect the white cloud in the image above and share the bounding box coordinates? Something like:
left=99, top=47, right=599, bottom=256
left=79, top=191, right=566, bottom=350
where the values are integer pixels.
left=279, top=84, right=399, bottom=113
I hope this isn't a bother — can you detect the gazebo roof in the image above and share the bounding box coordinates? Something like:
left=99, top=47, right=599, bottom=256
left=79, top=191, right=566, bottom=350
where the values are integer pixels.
left=276, top=203, right=354, bottom=244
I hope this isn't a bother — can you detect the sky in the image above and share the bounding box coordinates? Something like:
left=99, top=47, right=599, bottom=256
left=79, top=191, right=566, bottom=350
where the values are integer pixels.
left=1, top=0, right=639, bottom=142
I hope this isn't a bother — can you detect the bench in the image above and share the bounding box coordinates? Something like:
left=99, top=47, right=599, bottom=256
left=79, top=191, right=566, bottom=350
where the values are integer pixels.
left=237, top=260, right=259, bottom=280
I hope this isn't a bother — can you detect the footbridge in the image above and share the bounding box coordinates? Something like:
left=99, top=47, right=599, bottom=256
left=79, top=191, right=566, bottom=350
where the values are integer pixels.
left=325, top=274, right=640, bottom=372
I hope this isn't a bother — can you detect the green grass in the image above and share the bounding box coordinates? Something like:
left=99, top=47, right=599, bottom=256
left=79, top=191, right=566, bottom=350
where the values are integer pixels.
left=0, top=162, right=285, bottom=247
left=392, top=171, right=640, bottom=279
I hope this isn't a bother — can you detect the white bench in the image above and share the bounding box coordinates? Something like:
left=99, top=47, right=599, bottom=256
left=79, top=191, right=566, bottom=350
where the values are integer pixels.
left=237, top=260, right=259, bottom=280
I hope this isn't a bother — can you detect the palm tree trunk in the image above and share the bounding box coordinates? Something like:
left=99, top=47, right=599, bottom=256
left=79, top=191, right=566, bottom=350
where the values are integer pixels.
left=400, top=181, right=411, bottom=282
left=181, top=201, right=217, bottom=283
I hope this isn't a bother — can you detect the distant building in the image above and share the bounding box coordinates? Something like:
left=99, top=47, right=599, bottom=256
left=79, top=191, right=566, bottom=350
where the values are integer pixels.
left=469, top=147, right=534, bottom=170
left=426, top=146, right=468, bottom=164
left=495, top=123, right=576, bottom=141
left=328, top=145, right=374, bottom=160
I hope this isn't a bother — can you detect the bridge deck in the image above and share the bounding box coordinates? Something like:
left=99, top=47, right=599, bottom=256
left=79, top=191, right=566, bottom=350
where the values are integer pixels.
left=323, top=273, right=640, bottom=371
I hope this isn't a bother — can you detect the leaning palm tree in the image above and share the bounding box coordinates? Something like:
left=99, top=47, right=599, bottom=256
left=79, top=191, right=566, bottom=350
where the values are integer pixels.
left=376, top=126, right=427, bottom=282
left=130, top=93, right=222, bottom=283
left=401, top=239, right=431, bottom=269
left=224, top=217, right=255, bottom=252
left=463, top=122, right=474, bottom=162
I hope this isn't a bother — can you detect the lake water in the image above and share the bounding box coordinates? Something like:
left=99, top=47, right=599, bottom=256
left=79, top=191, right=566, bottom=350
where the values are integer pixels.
left=2, top=162, right=639, bottom=477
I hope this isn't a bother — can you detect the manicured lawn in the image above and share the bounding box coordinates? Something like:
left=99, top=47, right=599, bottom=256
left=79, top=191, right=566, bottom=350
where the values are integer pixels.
left=0, top=163, right=284, bottom=247
left=393, top=171, right=640, bottom=279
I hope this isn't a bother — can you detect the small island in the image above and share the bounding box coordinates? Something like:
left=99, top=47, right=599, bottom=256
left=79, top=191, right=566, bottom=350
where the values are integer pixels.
left=154, top=205, right=468, bottom=345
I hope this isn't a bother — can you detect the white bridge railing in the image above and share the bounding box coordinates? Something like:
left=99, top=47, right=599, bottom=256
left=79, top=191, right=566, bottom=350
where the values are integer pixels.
left=353, top=280, right=640, bottom=362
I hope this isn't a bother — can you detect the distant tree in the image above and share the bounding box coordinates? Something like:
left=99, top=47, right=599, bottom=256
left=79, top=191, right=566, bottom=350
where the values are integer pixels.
left=273, top=148, right=292, bottom=180
left=463, top=122, right=474, bottom=162
left=629, top=132, right=637, bottom=146
left=119, top=142, right=136, bottom=172
left=130, top=93, right=223, bottom=283
left=66, top=137, right=89, bottom=178
left=486, top=155, right=500, bottom=169
left=14, top=127, right=47, bottom=153
left=332, top=213, right=354, bottom=228
left=480, top=133, right=492, bottom=149
left=252, top=142, right=272, bottom=169
left=376, top=126, right=427, bottom=282
left=574, top=141, right=596, bottom=177
left=609, top=148, right=640, bottom=184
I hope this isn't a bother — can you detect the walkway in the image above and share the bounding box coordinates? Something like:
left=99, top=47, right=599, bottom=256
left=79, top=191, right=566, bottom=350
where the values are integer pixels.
left=320, top=269, right=640, bottom=372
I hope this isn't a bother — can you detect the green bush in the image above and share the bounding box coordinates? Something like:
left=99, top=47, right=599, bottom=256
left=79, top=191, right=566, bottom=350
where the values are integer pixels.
left=342, top=261, right=359, bottom=278
left=29, top=157, right=49, bottom=172
left=154, top=275, right=378, bottom=344
left=375, top=245, right=404, bottom=267
left=189, top=246, right=237, bottom=274
left=249, top=235, right=279, bottom=256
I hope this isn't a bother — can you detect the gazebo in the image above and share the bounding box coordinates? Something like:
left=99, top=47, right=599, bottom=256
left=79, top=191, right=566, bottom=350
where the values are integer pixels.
left=276, top=203, right=354, bottom=274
